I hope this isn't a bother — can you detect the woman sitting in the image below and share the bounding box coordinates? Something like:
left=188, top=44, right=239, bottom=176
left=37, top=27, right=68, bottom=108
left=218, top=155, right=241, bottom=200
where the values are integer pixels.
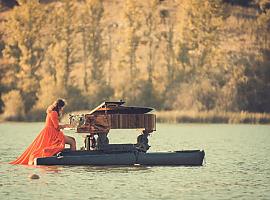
left=10, top=99, right=76, bottom=165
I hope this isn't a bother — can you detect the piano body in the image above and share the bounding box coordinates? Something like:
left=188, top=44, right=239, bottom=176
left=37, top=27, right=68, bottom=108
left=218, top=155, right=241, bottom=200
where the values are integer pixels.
left=69, top=101, right=156, bottom=152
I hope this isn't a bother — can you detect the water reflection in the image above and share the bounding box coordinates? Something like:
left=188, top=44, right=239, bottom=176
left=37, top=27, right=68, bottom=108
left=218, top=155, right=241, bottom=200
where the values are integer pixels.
left=62, top=165, right=152, bottom=174
left=38, top=166, right=62, bottom=173
left=1, top=123, right=270, bottom=200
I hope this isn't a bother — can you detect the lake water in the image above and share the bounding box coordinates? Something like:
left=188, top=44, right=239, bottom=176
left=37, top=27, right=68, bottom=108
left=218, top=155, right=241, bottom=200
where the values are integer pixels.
left=0, top=123, right=270, bottom=200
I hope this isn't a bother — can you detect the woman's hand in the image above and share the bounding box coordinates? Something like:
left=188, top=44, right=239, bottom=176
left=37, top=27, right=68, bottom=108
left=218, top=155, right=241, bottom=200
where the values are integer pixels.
left=64, top=124, right=75, bottom=128
left=59, top=124, right=75, bottom=129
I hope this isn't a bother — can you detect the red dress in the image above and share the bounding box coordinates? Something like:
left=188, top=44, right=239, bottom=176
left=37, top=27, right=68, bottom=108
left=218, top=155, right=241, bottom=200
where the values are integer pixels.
left=10, top=111, right=65, bottom=165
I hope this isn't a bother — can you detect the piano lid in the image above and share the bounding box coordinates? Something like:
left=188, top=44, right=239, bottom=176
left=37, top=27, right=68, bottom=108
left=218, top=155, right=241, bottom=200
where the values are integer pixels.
left=89, top=101, right=154, bottom=115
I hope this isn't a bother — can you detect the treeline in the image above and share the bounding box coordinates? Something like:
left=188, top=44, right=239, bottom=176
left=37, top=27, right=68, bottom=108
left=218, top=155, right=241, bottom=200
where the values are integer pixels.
left=0, top=0, right=269, bottom=121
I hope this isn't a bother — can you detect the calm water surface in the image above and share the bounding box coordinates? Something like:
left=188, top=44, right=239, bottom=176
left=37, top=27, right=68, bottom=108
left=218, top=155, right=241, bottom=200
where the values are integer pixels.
left=0, top=123, right=270, bottom=200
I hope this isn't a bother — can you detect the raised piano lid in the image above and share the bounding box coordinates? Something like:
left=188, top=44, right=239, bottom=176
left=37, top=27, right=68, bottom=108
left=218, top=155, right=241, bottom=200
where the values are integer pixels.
left=89, top=101, right=154, bottom=115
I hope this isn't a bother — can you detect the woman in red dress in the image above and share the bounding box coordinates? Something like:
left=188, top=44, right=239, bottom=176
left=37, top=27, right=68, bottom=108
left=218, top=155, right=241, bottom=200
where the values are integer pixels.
left=10, top=99, right=76, bottom=165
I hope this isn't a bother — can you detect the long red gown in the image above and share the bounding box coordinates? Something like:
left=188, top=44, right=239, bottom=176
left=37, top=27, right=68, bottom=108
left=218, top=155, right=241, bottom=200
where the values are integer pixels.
left=10, top=111, right=65, bottom=165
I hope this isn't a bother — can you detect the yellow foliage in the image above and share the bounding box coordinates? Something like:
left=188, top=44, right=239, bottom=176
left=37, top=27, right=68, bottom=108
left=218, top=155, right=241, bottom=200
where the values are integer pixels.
left=34, top=76, right=58, bottom=111
left=2, top=90, right=25, bottom=120
left=1, top=0, right=270, bottom=120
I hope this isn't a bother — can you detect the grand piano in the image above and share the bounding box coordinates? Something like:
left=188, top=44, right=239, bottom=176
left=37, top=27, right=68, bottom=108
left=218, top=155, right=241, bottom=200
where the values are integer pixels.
left=69, top=101, right=156, bottom=152
left=35, top=101, right=205, bottom=166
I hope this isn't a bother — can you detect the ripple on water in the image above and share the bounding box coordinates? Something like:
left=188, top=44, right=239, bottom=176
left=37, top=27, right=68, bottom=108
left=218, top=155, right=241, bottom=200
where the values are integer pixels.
left=1, top=123, right=270, bottom=200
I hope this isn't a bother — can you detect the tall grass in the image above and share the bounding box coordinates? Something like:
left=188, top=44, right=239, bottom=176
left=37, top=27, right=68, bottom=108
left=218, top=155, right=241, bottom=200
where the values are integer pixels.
left=156, top=111, right=270, bottom=124
left=2, top=110, right=270, bottom=124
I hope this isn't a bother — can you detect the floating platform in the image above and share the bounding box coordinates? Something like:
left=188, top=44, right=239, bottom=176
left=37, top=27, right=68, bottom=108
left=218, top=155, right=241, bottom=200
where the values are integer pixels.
left=35, top=149, right=205, bottom=166
left=43, top=101, right=206, bottom=167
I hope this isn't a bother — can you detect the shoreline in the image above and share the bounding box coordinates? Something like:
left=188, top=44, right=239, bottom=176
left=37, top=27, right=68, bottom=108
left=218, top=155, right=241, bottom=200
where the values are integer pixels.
left=1, top=110, right=270, bottom=124
left=156, top=111, right=270, bottom=124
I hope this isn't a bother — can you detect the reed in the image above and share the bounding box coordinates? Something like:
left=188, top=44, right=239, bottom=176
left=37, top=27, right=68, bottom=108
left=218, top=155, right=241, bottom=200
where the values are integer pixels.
left=156, top=111, right=270, bottom=124
left=1, top=110, right=270, bottom=124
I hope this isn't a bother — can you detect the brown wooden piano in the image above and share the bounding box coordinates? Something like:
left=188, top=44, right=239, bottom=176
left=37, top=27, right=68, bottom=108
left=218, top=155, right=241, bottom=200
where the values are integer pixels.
left=69, top=101, right=156, bottom=152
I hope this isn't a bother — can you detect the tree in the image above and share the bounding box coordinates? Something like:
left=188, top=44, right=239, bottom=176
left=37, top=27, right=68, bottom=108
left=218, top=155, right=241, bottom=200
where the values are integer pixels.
left=173, top=0, right=225, bottom=111
left=123, top=0, right=142, bottom=103
left=2, top=90, right=25, bottom=120
left=3, top=0, right=44, bottom=112
left=139, top=0, right=161, bottom=107
left=85, top=0, right=105, bottom=82
left=78, top=4, right=91, bottom=93
left=241, top=9, right=270, bottom=112
left=43, top=0, right=78, bottom=98
left=82, top=0, right=113, bottom=106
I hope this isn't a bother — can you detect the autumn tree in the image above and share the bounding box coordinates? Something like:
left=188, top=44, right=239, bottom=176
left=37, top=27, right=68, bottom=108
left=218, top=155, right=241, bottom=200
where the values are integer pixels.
left=3, top=0, right=44, bottom=112
left=241, top=8, right=270, bottom=112
left=172, top=0, right=225, bottom=111
left=33, top=0, right=82, bottom=113
left=161, top=12, right=180, bottom=110
left=138, top=0, right=161, bottom=107
left=86, top=0, right=105, bottom=82
left=78, top=4, right=90, bottom=93
left=81, top=0, right=113, bottom=106
left=122, top=0, right=142, bottom=103
left=2, top=90, right=25, bottom=120
left=50, top=0, right=77, bottom=93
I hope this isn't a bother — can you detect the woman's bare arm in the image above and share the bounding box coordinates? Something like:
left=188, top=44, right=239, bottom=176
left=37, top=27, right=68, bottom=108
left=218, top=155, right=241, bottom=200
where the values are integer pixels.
left=59, top=124, right=75, bottom=130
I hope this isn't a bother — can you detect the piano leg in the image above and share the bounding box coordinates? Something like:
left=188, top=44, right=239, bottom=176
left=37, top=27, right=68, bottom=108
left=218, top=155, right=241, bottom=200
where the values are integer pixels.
left=97, top=133, right=109, bottom=148
left=85, top=135, right=96, bottom=150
